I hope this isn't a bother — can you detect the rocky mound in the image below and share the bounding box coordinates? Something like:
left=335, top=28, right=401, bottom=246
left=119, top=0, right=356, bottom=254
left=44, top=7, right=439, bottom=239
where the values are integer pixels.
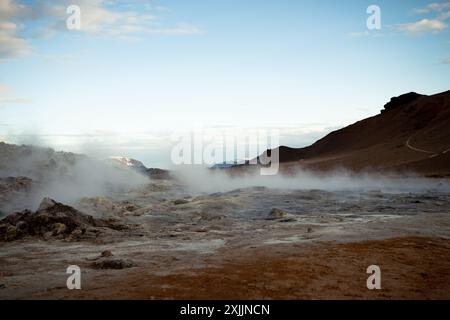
left=0, top=198, right=97, bottom=241
left=0, top=142, right=84, bottom=180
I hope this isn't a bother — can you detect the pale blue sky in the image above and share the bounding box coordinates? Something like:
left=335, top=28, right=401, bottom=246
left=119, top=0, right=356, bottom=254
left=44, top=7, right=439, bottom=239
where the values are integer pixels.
left=0, top=0, right=449, bottom=167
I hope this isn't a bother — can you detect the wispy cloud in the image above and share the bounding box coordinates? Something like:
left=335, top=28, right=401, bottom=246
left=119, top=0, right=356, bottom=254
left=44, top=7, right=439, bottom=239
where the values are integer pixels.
left=0, top=0, right=37, bottom=61
left=347, top=30, right=386, bottom=38
left=37, top=52, right=79, bottom=64
left=347, top=31, right=370, bottom=38
left=0, top=0, right=202, bottom=62
left=0, top=97, right=32, bottom=105
left=41, top=0, right=157, bottom=37
left=414, top=1, right=450, bottom=15
left=349, top=1, right=450, bottom=36
left=0, top=0, right=29, bottom=20
left=0, top=84, right=31, bottom=107
left=0, top=84, right=9, bottom=94
left=395, top=18, right=448, bottom=34
left=143, top=23, right=202, bottom=36
left=0, top=22, right=30, bottom=62
left=395, top=1, right=450, bottom=34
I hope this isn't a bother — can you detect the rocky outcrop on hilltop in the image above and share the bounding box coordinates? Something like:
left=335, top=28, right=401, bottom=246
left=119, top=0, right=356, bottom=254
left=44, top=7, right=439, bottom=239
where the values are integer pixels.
left=382, top=92, right=424, bottom=113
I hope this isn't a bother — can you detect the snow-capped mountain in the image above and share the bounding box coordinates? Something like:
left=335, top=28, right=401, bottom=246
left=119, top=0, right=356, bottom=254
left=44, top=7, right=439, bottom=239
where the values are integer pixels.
left=107, top=156, right=148, bottom=172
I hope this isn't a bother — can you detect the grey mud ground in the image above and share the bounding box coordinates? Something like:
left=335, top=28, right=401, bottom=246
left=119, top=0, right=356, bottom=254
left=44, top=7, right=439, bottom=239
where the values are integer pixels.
left=1, top=178, right=450, bottom=299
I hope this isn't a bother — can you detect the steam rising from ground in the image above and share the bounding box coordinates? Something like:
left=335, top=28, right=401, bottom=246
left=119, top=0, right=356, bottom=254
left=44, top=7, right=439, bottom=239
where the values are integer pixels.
left=0, top=143, right=148, bottom=212
left=34, top=158, right=148, bottom=206
left=174, top=166, right=450, bottom=194
left=2, top=141, right=450, bottom=216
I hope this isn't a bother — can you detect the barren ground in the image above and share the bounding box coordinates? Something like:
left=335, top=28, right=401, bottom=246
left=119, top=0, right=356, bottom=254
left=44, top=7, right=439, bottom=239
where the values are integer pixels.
left=1, top=178, right=450, bottom=300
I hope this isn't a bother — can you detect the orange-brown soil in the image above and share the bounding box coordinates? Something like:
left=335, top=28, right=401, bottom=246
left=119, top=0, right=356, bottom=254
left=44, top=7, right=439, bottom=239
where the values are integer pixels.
left=57, top=236, right=450, bottom=300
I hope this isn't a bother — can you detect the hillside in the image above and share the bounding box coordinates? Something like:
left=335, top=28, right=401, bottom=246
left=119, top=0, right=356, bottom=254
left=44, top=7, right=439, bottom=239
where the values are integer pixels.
left=256, top=90, right=450, bottom=176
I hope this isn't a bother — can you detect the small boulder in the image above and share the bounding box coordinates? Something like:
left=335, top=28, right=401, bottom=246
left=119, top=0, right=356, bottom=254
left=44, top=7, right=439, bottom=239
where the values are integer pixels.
left=16, top=221, right=28, bottom=231
left=53, top=223, right=67, bottom=235
left=173, top=199, right=190, bottom=205
left=38, top=197, right=58, bottom=211
left=5, top=226, right=19, bottom=241
left=268, top=208, right=288, bottom=220
left=101, top=250, right=113, bottom=258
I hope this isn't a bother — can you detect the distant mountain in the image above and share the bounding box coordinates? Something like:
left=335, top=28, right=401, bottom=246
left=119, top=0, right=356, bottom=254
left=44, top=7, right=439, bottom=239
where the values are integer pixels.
left=252, top=90, right=450, bottom=176
left=107, top=156, right=171, bottom=179
left=108, top=156, right=148, bottom=172
left=211, top=161, right=242, bottom=169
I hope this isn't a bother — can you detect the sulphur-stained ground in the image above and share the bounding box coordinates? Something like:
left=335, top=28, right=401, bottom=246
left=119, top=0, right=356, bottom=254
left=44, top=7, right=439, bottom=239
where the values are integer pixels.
left=56, top=236, right=450, bottom=300
left=1, top=176, right=450, bottom=300
left=1, top=235, right=449, bottom=300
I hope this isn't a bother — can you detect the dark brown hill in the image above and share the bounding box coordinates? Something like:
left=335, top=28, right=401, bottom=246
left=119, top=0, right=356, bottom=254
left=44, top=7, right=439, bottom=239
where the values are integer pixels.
left=255, top=90, right=450, bottom=176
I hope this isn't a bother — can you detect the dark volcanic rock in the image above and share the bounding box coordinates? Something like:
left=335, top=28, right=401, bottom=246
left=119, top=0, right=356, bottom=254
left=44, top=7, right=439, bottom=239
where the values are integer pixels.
left=382, top=92, right=424, bottom=113
left=173, top=199, right=190, bottom=205
left=91, top=258, right=136, bottom=270
left=0, top=176, right=34, bottom=193
left=147, top=168, right=171, bottom=180
left=0, top=198, right=96, bottom=241
left=0, top=176, right=36, bottom=214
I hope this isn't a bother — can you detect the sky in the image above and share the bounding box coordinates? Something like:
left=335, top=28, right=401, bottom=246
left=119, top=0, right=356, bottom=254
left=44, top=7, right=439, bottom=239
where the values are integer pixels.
left=0, top=0, right=449, bottom=168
